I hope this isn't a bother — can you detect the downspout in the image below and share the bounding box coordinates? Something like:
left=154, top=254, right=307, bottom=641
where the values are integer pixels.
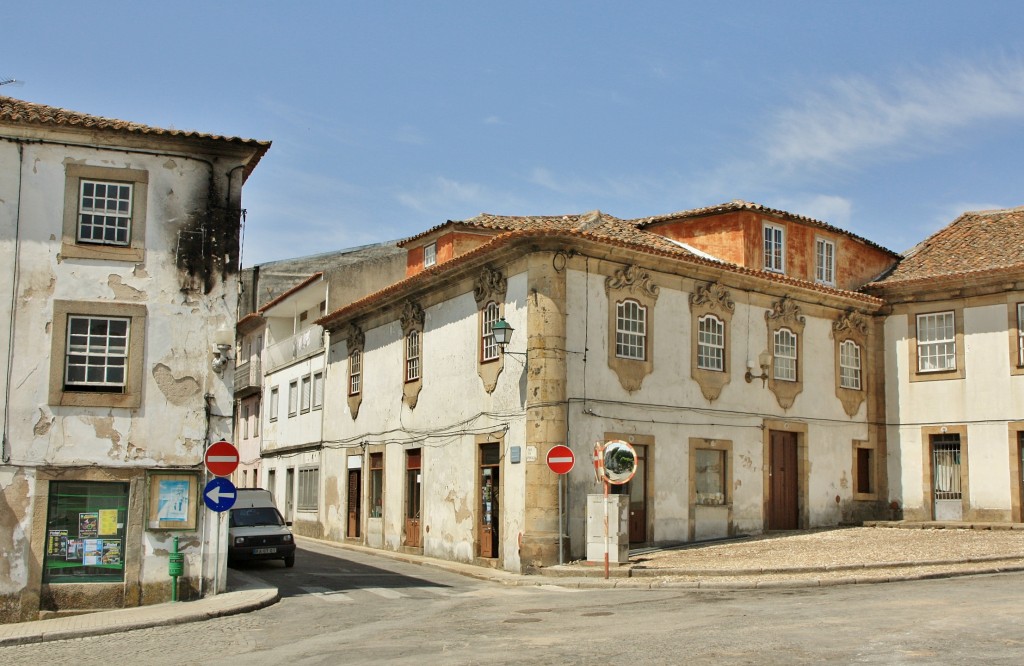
left=2, top=141, right=25, bottom=464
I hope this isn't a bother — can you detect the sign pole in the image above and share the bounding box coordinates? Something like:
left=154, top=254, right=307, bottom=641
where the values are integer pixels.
left=214, top=510, right=222, bottom=597
left=557, top=475, right=564, bottom=565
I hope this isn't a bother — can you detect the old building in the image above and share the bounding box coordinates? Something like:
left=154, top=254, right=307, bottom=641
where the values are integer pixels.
left=313, top=202, right=900, bottom=572
left=0, top=97, right=268, bottom=622
left=866, top=206, right=1024, bottom=523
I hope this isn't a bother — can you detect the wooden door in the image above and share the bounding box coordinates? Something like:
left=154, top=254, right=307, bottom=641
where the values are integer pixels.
left=627, top=445, right=647, bottom=543
left=347, top=469, right=361, bottom=538
left=768, top=431, right=799, bottom=530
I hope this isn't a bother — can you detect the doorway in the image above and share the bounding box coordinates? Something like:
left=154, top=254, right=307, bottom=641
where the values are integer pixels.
left=285, top=467, right=295, bottom=522
left=767, top=431, right=799, bottom=530
left=479, top=443, right=500, bottom=558
left=405, top=449, right=422, bottom=548
left=612, top=444, right=648, bottom=543
left=931, top=434, right=962, bottom=521
left=347, top=468, right=361, bottom=538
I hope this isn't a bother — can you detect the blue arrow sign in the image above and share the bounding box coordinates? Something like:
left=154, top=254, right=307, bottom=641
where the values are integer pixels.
left=203, top=477, right=237, bottom=512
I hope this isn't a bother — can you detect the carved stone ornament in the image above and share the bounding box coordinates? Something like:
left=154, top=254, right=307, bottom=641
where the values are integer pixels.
left=346, top=325, right=365, bottom=352
left=605, top=264, right=660, bottom=299
left=689, top=282, right=735, bottom=314
left=400, top=301, right=425, bottom=334
left=765, top=297, right=805, bottom=326
left=473, top=265, right=507, bottom=305
left=833, top=310, right=868, bottom=337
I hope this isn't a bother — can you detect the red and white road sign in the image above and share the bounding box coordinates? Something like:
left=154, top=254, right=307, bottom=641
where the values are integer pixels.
left=204, top=440, right=239, bottom=477
left=546, top=445, right=575, bottom=475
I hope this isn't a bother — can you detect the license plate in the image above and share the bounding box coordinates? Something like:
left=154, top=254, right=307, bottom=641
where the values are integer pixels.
left=253, top=548, right=276, bottom=555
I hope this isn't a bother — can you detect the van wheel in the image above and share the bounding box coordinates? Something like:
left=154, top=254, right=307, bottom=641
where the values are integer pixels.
left=284, top=555, right=295, bottom=568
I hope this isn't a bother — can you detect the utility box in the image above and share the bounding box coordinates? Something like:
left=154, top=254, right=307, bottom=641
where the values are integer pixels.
left=586, top=493, right=629, bottom=564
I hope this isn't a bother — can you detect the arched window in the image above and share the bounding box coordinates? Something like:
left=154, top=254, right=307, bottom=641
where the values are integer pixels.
left=839, top=340, right=861, bottom=390
left=481, top=301, right=500, bottom=362
left=697, top=314, right=725, bottom=371
left=773, top=328, right=797, bottom=381
left=616, top=299, right=646, bottom=360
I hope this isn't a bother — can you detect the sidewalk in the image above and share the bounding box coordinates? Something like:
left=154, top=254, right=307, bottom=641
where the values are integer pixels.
left=3, top=523, right=1023, bottom=646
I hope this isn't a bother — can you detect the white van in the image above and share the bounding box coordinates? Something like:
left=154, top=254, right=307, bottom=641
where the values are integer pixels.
left=228, top=488, right=296, bottom=567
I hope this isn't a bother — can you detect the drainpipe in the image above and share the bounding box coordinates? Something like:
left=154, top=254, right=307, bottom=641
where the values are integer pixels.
left=2, top=141, right=25, bottom=464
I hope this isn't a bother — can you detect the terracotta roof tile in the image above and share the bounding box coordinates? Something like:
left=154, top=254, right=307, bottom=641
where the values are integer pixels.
left=869, top=206, right=1024, bottom=287
left=0, top=96, right=270, bottom=178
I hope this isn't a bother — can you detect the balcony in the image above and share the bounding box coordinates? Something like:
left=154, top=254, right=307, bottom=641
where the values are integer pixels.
left=264, top=325, right=324, bottom=373
left=233, top=356, right=262, bottom=398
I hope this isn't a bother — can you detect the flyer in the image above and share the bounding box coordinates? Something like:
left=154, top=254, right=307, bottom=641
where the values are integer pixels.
left=157, top=479, right=190, bottom=522
left=101, top=539, right=122, bottom=566
left=47, top=529, right=68, bottom=556
left=66, top=539, right=83, bottom=561
left=99, top=509, right=118, bottom=536
left=83, top=539, right=102, bottom=566
left=79, top=512, right=99, bottom=538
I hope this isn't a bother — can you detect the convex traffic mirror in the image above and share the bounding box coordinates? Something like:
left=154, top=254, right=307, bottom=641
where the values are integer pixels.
left=602, top=440, right=637, bottom=485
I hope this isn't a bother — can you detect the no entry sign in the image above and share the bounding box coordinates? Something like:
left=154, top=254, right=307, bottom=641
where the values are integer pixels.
left=205, top=440, right=239, bottom=477
left=546, top=445, right=575, bottom=475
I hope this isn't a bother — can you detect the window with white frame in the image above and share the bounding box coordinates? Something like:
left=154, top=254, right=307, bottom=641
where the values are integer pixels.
left=349, top=349, right=362, bottom=395
left=697, top=314, right=725, bottom=371
left=297, top=467, right=319, bottom=511
left=77, top=180, right=133, bottom=246
left=839, top=340, right=862, bottom=390
left=1018, top=303, right=1024, bottom=366
left=269, top=387, right=279, bottom=422
left=481, top=301, right=500, bottom=362
left=917, top=311, right=955, bottom=372
left=288, top=380, right=298, bottom=416
left=763, top=223, right=785, bottom=273
left=615, top=299, right=647, bottom=360
left=774, top=327, right=797, bottom=381
left=815, top=238, right=835, bottom=286
left=64, top=315, right=130, bottom=391
left=423, top=242, right=437, bottom=268
left=300, top=375, right=312, bottom=412
left=312, top=371, right=324, bottom=409
left=406, top=330, right=421, bottom=381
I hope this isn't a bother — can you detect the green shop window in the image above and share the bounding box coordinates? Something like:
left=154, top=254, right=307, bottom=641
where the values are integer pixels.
left=44, top=481, right=129, bottom=583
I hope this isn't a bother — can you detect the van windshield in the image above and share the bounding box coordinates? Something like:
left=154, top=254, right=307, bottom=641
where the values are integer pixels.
left=230, top=507, right=285, bottom=528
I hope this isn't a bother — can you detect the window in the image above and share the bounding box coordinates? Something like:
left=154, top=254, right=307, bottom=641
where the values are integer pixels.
left=481, top=301, right=500, bottom=362
left=242, top=470, right=248, bottom=488
left=349, top=349, right=362, bottom=395
left=856, top=447, right=873, bottom=494
left=43, top=481, right=129, bottom=583
left=253, top=402, right=259, bottom=437
left=405, top=330, right=421, bottom=382
left=423, top=242, right=437, bottom=268
left=370, top=453, right=384, bottom=518
left=839, top=340, right=862, bottom=390
left=815, top=238, right=835, bottom=286
left=1018, top=303, right=1024, bottom=367
left=615, top=299, right=647, bottom=360
left=288, top=380, right=298, bottom=417
left=694, top=449, right=726, bottom=505
left=62, top=164, right=148, bottom=262
left=406, top=449, right=421, bottom=521
left=64, top=315, right=130, bottom=391
left=300, top=375, right=312, bottom=412
left=763, top=222, right=785, bottom=273
left=312, top=371, right=324, bottom=409
left=697, top=314, right=725, bottom=371
left=297, top=467, right=319, bottom=511
left=269, top=387, right=279, bottom=422
left=917, top=312, right=955, bottom=372
left=242, top=405, right=250, bottom=439
left=774, top=328, right=797, bottom=381
left=299, top=311, right=308, bottom=323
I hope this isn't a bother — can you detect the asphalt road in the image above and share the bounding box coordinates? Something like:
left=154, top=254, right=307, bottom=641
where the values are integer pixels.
left=6, top=542, right=1024, bottom=665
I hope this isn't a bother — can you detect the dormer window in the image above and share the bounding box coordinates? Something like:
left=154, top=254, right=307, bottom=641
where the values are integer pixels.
left=763, top=222, right=785, bottom=273
left=815, top=238, right=835, bottom=286
left=423, top=242, right=437, bottom=268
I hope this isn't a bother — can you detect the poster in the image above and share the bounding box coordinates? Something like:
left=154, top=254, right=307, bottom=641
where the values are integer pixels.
left=66, top=539, right=83, bottom=561
left=83, top=539, right=102, bottom=565
left=79, top=512, right=99, bottom=538
left=157, top=479, right=190, bottom=522
left=99, top=509, right=118, bottom=535
left=101, top=539, right=122, bottom=566
left=47, top=529, right=68, bottom=556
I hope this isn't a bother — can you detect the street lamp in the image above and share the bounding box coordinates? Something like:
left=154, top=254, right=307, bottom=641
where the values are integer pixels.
left=745, top=349, right=772, bottom=387
left=490, top=317, right=525, bottom=360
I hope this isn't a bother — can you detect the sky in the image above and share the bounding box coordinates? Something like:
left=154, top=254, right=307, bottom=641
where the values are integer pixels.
left=5, top=2, right=1024, bottom=266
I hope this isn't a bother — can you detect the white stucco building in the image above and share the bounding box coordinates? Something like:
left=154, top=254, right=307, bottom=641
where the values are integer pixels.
left=0, top=97, right=268, bottom=622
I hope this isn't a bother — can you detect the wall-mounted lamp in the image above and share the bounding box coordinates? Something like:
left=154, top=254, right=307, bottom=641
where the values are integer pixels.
left=212, top=324, right=234, bottom=374
left=745, top=350, right=772, bottom=387
left=491, top=317, right=526, bottom=359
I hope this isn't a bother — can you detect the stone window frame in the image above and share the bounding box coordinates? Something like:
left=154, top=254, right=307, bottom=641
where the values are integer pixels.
left=907, top=304, right=965, bottom=382
left=288, top=380, right=298, bottom=417
left=614, top=299, right=648, bottom=361
left=687, top=437, right=733, bottom=542
left=269, top=386, right=279, bottom=422
left=474, top=266, right=507, bottom=393
left=400, top=301, right=425, bottom=409
left=773, top=328, right=798, bottom=381
left=605, top=264, right=659, bottom=392
left=312, top=370, right=324, bottom=410
left=62, top=164, right=148, bottom=263
left=815, top=236, right=836, bottom=286
left=765, top=297, right=805, bottom=409
left=346, top=326, right=365, bottom=419
left=762, top=221, right=785, bottom=274
left=1009, top=302, right=1024, bottom=377
left=919, top=424, right=970, bottom=521
left=48, top=300, right=146, bottom=409
left=833, top=310, right=868, bottom=417
left=852, top=439, right=877, bottom=501
left=296, top=465, right=320, bottom=512
left=688, top=282, right=735, bottom=402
